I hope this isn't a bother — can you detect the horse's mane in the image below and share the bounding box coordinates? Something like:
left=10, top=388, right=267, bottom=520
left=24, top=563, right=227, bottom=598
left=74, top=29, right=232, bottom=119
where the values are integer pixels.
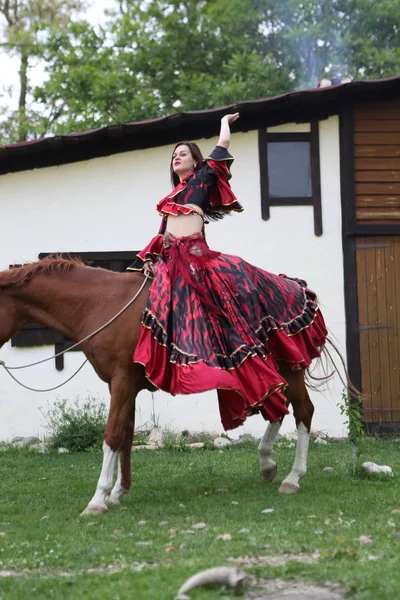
left=0, top=255, right=87, bottom=289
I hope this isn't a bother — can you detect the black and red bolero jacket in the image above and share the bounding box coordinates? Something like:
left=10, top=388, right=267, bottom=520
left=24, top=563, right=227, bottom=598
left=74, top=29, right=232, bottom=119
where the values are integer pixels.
left=127, top=146, right=243, bottom=272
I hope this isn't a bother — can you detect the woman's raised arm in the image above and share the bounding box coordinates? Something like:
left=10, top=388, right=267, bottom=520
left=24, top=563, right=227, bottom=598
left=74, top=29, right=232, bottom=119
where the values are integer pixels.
left=217, top=113, right=240, bottom=149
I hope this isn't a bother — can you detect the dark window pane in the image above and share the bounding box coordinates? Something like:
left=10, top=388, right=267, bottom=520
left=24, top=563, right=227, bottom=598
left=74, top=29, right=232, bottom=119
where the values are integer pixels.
left=267, top=141, right=312, bottom=197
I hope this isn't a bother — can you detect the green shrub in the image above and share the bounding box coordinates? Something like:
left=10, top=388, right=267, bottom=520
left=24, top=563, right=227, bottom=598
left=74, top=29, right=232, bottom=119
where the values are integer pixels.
left=337, top=391, right=365, bottom=475
left=41, top=396, right=108, bottom=452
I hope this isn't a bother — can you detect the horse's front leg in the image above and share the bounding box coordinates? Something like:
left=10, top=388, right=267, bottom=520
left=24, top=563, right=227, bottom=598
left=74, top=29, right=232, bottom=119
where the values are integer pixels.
left=278, top=368, right=314, bottom=494
left=258, top=421, right=283, bottom=482
left=81, top=442, right=118, bottom=515
left=81, top=371, right=137, bottom=515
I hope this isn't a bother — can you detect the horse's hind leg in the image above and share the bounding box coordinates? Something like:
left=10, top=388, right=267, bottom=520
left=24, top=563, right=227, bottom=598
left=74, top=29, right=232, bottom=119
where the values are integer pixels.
left=81, top=371, right=138, bottom=515
left=106, top=436, right=134, bottom=507
left=258, top=421, right=283, bottom=482
left=278, top=365, right=314, bottom=494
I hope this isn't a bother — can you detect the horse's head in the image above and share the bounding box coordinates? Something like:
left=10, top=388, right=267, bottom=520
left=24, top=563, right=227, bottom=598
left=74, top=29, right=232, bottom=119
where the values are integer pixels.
left=0, top=256, right=100, bottom=347
left=0, top=262, right=43, bottom=348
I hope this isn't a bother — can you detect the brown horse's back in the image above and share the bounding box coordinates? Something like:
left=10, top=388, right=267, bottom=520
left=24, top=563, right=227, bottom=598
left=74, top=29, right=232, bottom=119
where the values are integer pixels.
left=78, top=271, right=151, bottom=386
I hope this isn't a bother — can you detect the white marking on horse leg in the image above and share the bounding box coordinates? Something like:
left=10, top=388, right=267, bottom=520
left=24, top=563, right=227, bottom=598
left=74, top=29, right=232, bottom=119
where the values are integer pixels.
left=258, top=421, right=282, bottom=481
left=81, top=442, right=117, bottom=515
left=106, top=456, right=128, bottom=507
left=279, top=422, right=309, bottom=493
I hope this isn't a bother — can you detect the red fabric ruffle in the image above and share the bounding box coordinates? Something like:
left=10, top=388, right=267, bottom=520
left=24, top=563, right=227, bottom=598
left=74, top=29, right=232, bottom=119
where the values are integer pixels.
left=135, top=234, right=164, bottom=263
left=156, top=199, right=201, bottom=218
left=134, top=309, right=327, bottom=431
left=132, top=233, right=328, bottom=430
left=206, top=159, right=243, bottom=213
left=134, top=326, right=290, bottom=430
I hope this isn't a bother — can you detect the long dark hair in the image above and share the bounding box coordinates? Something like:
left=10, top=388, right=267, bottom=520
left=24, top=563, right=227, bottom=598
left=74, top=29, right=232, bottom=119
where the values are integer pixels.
left=170, top=142, right=204, bottom=187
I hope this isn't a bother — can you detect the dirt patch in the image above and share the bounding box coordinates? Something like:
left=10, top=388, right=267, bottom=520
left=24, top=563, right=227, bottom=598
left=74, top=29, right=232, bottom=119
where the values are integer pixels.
left=226, top=555, right=343, bottom=599
left=246, top=577, right=344, bottom=599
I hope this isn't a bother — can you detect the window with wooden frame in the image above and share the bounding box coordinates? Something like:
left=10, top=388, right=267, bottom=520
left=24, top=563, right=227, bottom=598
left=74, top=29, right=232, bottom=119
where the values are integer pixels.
left=11, top=251, right=138, bottom=370
left=258, top=121, right=322, bottom=236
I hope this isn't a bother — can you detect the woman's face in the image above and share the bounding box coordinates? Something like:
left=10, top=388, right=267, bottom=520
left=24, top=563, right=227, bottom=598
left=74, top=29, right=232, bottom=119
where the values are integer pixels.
left=172, top=144, right=195, bottom=177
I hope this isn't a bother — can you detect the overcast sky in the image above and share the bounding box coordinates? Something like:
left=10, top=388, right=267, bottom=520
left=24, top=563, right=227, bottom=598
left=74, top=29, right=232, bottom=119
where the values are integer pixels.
left=0, top=0, right=115, bottom=107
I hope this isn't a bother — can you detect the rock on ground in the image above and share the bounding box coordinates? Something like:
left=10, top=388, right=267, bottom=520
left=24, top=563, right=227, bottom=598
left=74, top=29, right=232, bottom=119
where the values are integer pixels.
left=147, top=427, right=164, bottom=447
left=12, top=436, right=41, bottom=447
left=29, top=443, right=47, bottom=453
left=362, top=461, right=393, bottom=475
left=213, top=437, right=232, bottom=448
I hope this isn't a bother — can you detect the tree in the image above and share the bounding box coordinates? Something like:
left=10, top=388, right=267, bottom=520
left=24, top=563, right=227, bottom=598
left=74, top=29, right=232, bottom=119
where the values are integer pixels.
left=2, top=0, right=400, bottom=143
left=341, top=0, right=400, bottom=79
left=30, top=0, right=291, bottom=135
left=0, top=0, right=86, bottom=142
left=32, top=20, right=165, bottom=135
left=109, top=0, right=292, bottom=111
left=266, top=0, right=400, bottom=86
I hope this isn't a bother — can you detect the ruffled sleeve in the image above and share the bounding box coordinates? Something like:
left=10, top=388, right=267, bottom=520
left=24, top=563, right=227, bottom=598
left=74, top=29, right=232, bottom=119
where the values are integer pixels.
left=126, top=218, right=166, bottom=272
left=206, top=145, right=234, bottom=179
left=203, top=146, right=243, bottom=216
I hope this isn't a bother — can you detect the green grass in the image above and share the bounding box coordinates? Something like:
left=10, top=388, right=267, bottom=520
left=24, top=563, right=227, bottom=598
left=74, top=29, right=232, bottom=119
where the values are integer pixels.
left=1, top=438, right=400, bottom=599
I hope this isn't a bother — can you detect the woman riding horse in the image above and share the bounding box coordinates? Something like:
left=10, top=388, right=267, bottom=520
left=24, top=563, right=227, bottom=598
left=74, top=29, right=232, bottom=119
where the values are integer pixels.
left=0, top=114, right=331, bottom=514
left=127, top=113, right=328, bottom=431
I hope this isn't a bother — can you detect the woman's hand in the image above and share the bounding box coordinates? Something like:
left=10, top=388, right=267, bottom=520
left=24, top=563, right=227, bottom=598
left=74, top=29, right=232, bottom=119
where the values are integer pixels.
left=143, top=260, right=155, bottom=278
left=221, top=112, right=240, bottom=125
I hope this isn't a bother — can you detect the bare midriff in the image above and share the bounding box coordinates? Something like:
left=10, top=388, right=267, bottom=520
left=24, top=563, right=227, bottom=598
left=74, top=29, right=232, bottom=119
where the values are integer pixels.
left=165, top=205, right=204, bottom=237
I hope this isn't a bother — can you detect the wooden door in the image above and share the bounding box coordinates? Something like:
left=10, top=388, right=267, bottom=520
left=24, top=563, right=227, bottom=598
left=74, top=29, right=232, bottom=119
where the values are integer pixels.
left=356, top=236, right=400, bottom=428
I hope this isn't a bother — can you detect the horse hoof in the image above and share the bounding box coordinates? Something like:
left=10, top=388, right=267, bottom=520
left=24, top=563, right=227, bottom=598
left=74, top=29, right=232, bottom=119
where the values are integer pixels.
left=105, top=495, right=120, bottom=507
left=80, top=504, right=108, bottom=516
left=279, top=482, right=300, bottom=494
left=262, top=465, right=278, bottom=482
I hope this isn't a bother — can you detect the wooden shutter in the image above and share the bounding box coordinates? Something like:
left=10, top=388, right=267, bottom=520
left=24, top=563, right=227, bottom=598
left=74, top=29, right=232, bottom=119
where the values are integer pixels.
left=354, top=100, right=400, bottom=224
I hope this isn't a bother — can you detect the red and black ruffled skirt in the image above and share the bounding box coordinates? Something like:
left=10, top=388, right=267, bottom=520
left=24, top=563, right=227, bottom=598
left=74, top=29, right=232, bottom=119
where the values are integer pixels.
left=133, top=232, right=328, bottom=430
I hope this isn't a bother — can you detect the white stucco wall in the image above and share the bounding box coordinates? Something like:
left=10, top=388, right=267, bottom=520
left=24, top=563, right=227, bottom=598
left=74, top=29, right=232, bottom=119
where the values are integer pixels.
left=0, top=116, right=347, bottom=441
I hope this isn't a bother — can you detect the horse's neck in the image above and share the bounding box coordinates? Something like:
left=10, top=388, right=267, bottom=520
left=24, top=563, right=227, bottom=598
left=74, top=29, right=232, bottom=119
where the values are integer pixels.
left=9, top=274, right=90, bottom=341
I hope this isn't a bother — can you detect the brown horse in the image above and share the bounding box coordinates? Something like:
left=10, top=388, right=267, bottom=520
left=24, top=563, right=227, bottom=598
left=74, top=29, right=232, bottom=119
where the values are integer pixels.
left=0, top=256, right=318, bottom=515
